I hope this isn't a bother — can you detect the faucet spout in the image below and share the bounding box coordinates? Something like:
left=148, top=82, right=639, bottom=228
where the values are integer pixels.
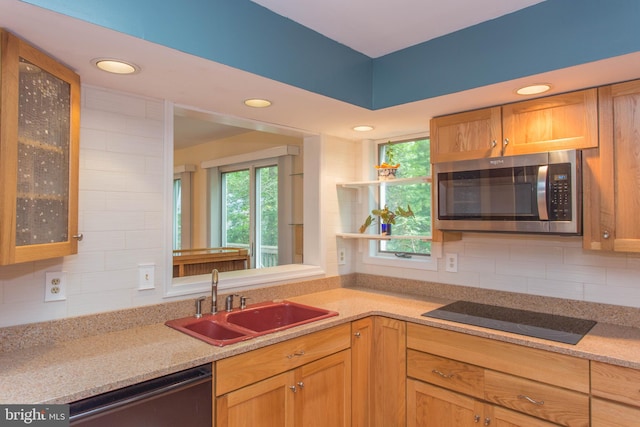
left=211, top=269, right=219, bottom=314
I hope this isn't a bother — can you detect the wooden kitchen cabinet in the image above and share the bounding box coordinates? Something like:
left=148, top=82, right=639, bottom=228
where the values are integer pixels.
left=430, top=89, right=597, bottom=163
left=0, top=29, right=80, bottom=265
left=407, top=324, right=589, bottom=426
left=215, top=324, right=351, bottom=427
left=408, top=379, right=557, bottom=427
left=591, top=361, right=640, bottom=426
left=583, top=79, right=640, bottom=253
left=351, top=316, right=406, bottom=427
left=430, top=106, right=502, bottom=163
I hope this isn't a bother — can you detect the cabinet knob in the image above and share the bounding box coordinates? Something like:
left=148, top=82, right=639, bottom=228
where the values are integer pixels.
left=503, top=138, right=509, bottom=147
left=289, top=385, right=297, bottom=393
left=354, top=331, right=361, bottom=338
left=72, top=233, right=84, bottom=241
left=484, top=418, right=491, bottom=426
left=491, top=140, right=497, bottom=148
left=474, top=415, right=480, bottom=423
left=603, top=230, right=610, bottom=239
left=297, top=382, right=304, bottom=389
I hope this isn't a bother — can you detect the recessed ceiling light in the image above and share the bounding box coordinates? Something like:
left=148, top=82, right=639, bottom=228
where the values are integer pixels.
left=244, top=98, right=272, bottom=108
left=353, top=125, right=374, bottom=132
left=92, top=58, right=140, bottom=75
left=516, top=83, right=552, bottom=96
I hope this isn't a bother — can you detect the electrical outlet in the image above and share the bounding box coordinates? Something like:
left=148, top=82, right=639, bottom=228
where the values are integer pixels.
left=445, top=253, right=458, bottom=273
left=138, top=264, right=155, bottom=290
left=45, top=272, right=67, bottom=302
left=338, top=248, right=346, bottom=265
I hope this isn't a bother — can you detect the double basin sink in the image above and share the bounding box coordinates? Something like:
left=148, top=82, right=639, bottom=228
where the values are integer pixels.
left=165, top=300, right=338, bottom=346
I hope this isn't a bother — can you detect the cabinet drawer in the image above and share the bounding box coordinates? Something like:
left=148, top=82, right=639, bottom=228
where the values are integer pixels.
left=216, top=324, right=351, bottom=395
left=407, top=323, right=589, bottom=393
left=591, top=361, right=640, bottom=408
left=591, top=397, right=640, bottom=427
left=484, top=370, right=589, bottom=427
left=407, top=350, right=484, bottom=399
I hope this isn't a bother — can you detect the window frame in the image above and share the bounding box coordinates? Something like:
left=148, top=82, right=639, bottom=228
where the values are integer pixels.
left=361, top=136, right=437, bottom=271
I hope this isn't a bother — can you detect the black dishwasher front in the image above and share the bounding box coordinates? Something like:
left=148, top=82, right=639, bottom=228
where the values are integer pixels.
left=69, top=364, right=211, bottom=427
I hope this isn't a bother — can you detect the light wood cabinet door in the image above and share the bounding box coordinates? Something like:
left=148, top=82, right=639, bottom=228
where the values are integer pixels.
left=372, top=317, right=406, bottom=427
left=216, top=371, right=295, bottom=427
left=0, top=29, right=80, bottom=265
left=296, top=350, right=351, bottom=427
left=408, top=379, right=479, bottom=427
left=502, top=89, right=598, bottom=155
left=351, top=317, right=373, bottom=427
left=583, top=80, right=640, bottom=253
left=430, top=107, right=502, bottom=163
left=591, top=398, right=640, bottom=427
left=408, top=380, right=558, bottom=427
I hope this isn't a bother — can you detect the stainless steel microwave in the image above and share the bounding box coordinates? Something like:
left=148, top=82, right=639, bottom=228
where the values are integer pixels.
left=434, top=150, right=581, bottom=234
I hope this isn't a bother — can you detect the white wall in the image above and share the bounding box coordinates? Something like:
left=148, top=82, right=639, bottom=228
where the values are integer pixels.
left=0, top=86, right=167, bottom=327
left=1, top=85, right=639, bottom=328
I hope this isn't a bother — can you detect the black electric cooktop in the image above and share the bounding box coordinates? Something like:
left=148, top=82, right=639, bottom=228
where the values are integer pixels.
left=422, top=301, right=596, bottom=345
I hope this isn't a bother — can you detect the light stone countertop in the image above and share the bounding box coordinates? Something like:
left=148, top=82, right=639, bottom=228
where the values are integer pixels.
left=2, top=287, right=640, bottom=404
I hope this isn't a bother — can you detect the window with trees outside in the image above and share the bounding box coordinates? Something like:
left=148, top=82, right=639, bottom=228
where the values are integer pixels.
left=221, top=163, right=279, bottom=268
left=377, top=138, right=431, bottom=256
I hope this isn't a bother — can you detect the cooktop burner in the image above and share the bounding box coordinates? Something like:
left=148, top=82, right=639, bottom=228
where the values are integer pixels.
left=422, top=301, right=596, bottom=345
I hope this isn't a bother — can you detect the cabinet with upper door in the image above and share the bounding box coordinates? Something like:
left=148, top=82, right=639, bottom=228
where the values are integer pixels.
left=215, top=324, right=351, bottom=427
left=0, top=29, right=80, bottom=265
left=407, top=324, right=590, bottom=427
left=430, top=89, right=597, bottom=163
left=583, top=79, right=640, bottom=253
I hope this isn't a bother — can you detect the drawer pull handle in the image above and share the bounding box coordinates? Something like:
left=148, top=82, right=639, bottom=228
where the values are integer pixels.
left=518, top=394, right=544, bottom=405
left=287, top=350, right=305, bottom=359
left=432, top=369, right=454, bottom=379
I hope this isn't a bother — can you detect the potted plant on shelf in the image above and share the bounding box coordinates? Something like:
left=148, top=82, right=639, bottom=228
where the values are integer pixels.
left=359, top=204, right=414, bottom=235
left=375, top=141, right=400, bottom=180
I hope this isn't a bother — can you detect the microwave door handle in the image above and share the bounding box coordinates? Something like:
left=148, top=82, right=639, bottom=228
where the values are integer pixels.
left=537, top=165, right=549, bottom=220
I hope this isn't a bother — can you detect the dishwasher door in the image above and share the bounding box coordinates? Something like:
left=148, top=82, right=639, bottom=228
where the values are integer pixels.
left=69, top=364, right=212, bottom=427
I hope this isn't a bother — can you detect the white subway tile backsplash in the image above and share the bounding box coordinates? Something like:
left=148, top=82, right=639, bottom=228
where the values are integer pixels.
left=605, top=267, right=640, bottom=288
left=107, top=132, right=163, bottom=157
left=509, top=244, right=564, bottom=264
left=106, top=192, right=163, bottom=212
left=79, top=231, right=126, bottom=252
left=477, top=273, right=528, bottom=293
left=563, top=246, right=628, bottom=268
left=83, top=149, right=143, bottom=173
left=79, top=190, right=107, bottom=212
left=84, top=87, right=148, bottom=117
left=83, top=211, right=146, bottom=232
left=125, top=230, right=164, bottom=250
left=546, top=263, right=606, bottom=284
left=585, top=283, right=640, bottom=307
left=527, top=277, right=584, bottom=300
left=496, top=260, right=546, bottom=279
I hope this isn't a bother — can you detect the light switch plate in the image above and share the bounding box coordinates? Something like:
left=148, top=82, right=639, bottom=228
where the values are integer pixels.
left=138, top=264, right=155, bottom=290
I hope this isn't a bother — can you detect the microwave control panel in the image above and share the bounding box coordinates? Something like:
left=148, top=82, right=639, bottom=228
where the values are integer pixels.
left=548, top=163, right=572, bottom=221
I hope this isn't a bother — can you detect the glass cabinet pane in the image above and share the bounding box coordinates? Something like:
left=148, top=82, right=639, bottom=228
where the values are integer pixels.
left=16, top=57, right=70, bottom=246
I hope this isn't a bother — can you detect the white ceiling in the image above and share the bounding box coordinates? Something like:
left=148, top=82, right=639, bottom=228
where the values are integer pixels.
left=2, top=0, right=640, bottom=145
left=250, top=0, right=545, bottom=58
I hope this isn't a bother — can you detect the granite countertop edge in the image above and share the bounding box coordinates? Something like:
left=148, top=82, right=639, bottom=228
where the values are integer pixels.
left=2, top=287, right=639, bottom=404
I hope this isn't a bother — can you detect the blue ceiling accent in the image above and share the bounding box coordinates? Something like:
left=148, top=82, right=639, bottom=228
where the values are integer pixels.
left=23, top=0, right=640, bottom=110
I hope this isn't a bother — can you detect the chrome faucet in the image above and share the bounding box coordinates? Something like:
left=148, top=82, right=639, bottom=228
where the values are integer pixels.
left=211, top=269, right=219, bottom=314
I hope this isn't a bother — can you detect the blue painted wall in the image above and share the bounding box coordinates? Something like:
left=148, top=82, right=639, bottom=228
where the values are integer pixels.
left=373, top=0, right=640, bottom=108
left=24, top=0, right=640, bottom=110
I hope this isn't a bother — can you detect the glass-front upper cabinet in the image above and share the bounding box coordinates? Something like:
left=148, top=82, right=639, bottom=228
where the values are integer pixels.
left=0, top=29, right=80, bottom=265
